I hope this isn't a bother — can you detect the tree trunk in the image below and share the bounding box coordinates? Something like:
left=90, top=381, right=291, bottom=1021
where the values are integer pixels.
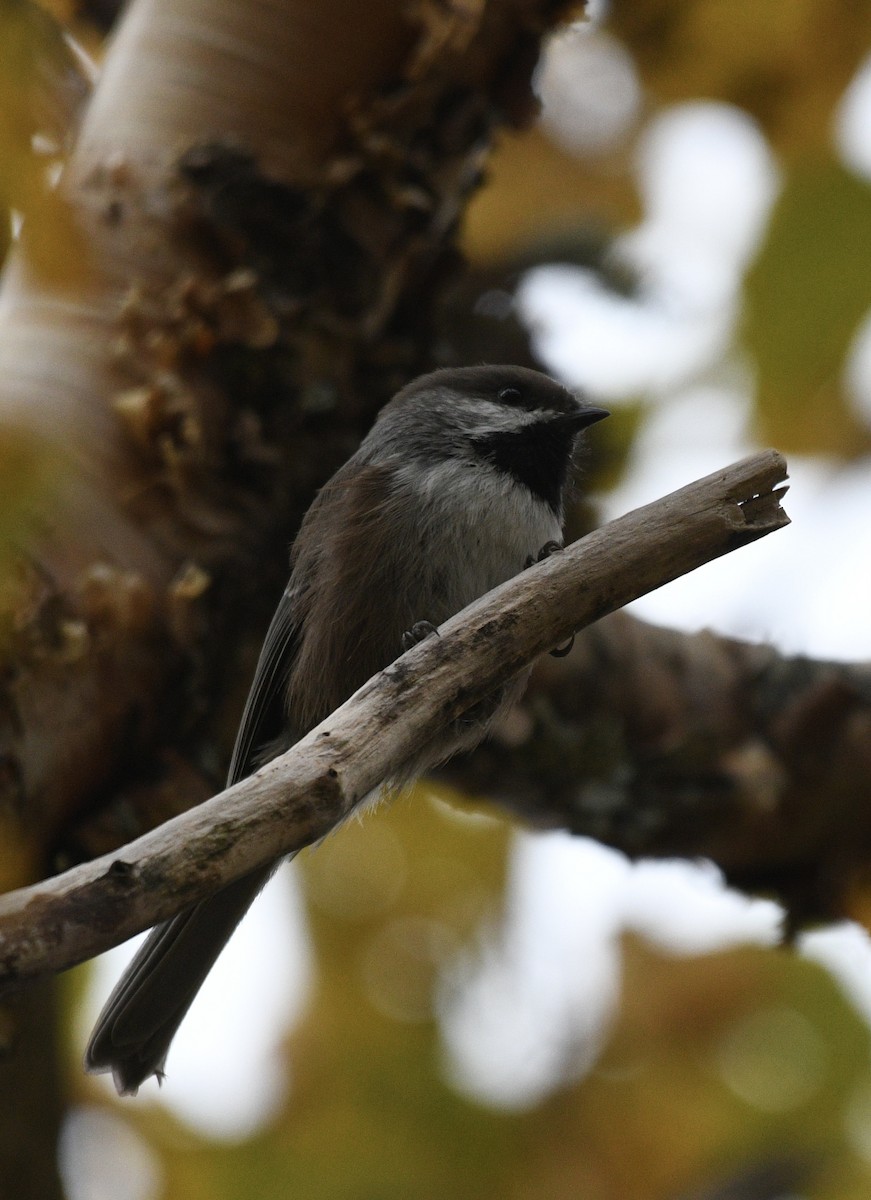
left=0, top=0, right=578, bottom=1178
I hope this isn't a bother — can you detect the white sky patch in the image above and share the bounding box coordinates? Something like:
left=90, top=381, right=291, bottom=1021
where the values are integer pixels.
left=519, top=102, right=780, bottom=403
left=439, top=834, right=627, bottom=1108
left=622, top=859, right=782, bottom=953
left=844, top=308, right=871, bottom=430
left=59, top=1106, right=162, bottom=1200
left=80, top=862, right=312, bottom=1141
left=439, top=835, right=782, bottom=1110
left=836, top=51, right=871, bottom=182
left=600, top=405, right=871, bottom=659
left=802, top=924, right=871, bottom=1027
left=630, top=102, right=781, bottom=277
left=518, top=263, right=733, bottom=400
left=537, top=26, right=642, bottom=157
left=838, top=53, right=871, bottom=430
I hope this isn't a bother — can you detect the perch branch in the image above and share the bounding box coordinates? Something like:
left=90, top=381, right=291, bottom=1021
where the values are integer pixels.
left=0, top=450, right=789, bottom=984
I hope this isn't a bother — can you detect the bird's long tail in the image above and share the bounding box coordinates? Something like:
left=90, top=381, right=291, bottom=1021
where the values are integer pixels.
left=84, top=864, right=276, bottom=1095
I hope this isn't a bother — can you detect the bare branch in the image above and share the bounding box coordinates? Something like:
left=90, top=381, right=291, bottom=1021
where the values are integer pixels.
left=0, top=451, right=789, bottom=984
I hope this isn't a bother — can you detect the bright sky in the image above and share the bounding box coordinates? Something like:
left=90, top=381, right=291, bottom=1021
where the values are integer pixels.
left=69, top=24, right=871, bottom=1191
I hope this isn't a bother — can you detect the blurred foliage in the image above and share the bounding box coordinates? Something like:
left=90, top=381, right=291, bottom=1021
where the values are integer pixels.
left=465, top=0, right=871, bottom=459
left=745, top=161, right=871, bottom=455
left=74, top=797, right=871, bottom=1199
left=463, top=125, right=642, bottom=261
left=607, top=0, right=871, bottom=159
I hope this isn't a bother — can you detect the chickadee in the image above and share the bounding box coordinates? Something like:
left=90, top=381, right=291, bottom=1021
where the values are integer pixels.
left=85, top=364, right=608, bottom=1094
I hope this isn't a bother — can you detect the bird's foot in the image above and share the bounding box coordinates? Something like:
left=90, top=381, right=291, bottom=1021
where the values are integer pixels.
left=523, top=542, right=574, bottom=657
left=524, top=540, right=562, bottom=569
left=401, top=620, right=440, bottom=652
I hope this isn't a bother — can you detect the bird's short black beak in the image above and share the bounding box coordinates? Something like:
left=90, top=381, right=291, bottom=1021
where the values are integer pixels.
left=558, top=406, right=610, bottom=432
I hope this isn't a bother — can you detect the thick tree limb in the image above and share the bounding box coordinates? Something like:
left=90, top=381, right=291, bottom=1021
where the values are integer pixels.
left=0, top=450, right=788, bottom=984
left=454, top=611, right=871, bottom=929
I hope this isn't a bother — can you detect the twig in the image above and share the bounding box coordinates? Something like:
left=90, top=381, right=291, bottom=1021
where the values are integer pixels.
left=0, top=450, right=789, bottom=985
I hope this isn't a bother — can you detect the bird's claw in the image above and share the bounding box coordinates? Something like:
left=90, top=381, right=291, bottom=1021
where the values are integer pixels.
left=524, top=540, right=563, bottom=570
left=522, top=543, right=573, bottom=655
left=401, top=620, right=440, bottom=652
left=550, top=634, right=575, bottom=658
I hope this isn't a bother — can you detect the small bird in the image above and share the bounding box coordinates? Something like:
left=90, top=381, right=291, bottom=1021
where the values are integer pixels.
left=85, top=364, right=608, bottom=1094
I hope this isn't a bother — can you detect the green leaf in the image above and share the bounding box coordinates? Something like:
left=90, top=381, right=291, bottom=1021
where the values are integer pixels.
left=745, top=159, right=871, bottom=456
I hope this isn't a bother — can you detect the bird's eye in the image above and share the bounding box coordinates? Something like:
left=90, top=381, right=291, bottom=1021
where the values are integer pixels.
left=498, top=387, right=523, bottom=405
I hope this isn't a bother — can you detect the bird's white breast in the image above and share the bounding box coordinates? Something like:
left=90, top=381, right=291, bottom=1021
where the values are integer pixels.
left=393, top=457, right=562, bottom=614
